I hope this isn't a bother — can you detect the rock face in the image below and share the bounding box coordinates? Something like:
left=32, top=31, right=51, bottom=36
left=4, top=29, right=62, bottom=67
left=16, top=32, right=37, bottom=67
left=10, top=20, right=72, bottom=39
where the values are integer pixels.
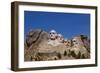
left=25, top=29, right=49, bottom=48
left=24, top=29, right=90, bottom=61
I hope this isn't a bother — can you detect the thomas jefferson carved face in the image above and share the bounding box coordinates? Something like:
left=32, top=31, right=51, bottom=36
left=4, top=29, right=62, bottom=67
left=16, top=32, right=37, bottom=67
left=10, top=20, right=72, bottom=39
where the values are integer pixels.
left=57, top=34, right=64, bottom=43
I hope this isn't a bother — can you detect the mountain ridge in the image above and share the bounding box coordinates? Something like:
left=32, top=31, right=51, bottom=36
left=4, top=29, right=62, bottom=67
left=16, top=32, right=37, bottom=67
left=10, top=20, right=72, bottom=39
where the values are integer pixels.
left=24, top=29, right=90, bottom=61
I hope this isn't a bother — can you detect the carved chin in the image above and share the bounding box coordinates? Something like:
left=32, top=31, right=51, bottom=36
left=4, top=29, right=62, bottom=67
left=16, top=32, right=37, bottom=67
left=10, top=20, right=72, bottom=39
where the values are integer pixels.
left=50, top=36, right=57, bottom=40
left=51, top=38, right=56, bottom=40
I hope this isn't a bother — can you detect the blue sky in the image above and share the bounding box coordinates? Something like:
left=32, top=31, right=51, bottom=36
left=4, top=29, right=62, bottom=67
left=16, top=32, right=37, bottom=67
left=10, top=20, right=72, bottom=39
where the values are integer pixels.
left=24, top=11, right=90, bottom=39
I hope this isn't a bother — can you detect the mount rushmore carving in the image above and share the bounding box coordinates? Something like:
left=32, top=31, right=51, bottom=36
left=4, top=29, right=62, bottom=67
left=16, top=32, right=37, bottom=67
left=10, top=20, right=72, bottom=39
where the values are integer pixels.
left=24, top=29, right=90, bottom=61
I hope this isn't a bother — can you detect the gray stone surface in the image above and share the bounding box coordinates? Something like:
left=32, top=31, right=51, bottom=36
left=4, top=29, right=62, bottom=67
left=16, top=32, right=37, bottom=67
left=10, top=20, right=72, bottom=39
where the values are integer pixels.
left=24, top=29, right=90, bottom=61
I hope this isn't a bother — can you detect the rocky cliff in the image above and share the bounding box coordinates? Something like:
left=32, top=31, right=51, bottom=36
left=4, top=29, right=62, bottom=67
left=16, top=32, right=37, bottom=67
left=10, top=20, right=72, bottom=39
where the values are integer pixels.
left=24, top=29, right=90, bottom=61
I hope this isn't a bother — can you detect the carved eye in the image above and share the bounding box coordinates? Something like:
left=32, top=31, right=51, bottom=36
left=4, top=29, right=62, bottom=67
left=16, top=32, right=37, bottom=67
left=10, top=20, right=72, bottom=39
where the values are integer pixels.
left=73, top=40, right=76, bottom=42
left=52, top=33, right=54, bottom=34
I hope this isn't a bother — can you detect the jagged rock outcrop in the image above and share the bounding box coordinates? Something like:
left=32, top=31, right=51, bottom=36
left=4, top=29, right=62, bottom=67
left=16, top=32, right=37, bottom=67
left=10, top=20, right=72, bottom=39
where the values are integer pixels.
left=24, top=29, right=49, bottom=61
left=25, top=29, right=49, bottom=49
left=71, top=35, right=90, bottom=58
left=24, top=29, right=90, bottom=61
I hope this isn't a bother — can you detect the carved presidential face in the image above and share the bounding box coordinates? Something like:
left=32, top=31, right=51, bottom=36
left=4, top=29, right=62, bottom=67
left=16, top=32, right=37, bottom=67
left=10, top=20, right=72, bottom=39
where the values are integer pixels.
left=49, top=30, right=57, bottom=40
left=72, top=39, right=76, bottom=44
left=72, top=37, right=81, bottom=46
left=57, top=34, right=64, bottom=43
left=63, top=39, right=72, bottom=46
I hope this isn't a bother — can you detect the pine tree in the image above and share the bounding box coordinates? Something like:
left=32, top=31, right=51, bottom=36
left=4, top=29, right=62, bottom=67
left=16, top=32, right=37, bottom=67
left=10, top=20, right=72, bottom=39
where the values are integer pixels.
left=64, top=50, right=67, bottom=56
left=30, top=56, right=33, bottom=61
left=76, top=51, right=81, bottom=59
left=54, top=58, right=57, bottom=60
left=57, top=53, right=61, bottom=59
left=68, top=50, right=71, bottom=57
left=71, top=51, right=76, bottom=57
left=81, top=54, right=85, bottom=59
